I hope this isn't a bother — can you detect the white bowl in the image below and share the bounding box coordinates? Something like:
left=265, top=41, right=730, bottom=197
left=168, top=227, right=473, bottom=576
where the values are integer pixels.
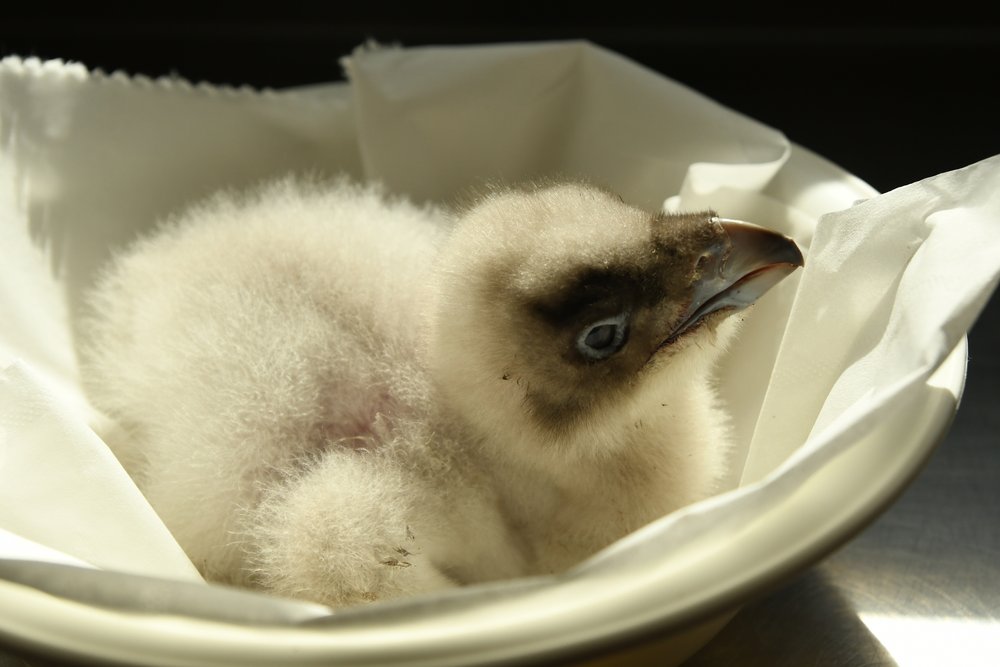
left=0, top=45, right=971, bottom=666
left=0, top=144, right=966, bottom=667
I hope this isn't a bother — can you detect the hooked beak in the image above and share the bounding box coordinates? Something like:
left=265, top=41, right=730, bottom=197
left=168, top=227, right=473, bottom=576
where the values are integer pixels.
left=666, top=218, right=804, bottom=342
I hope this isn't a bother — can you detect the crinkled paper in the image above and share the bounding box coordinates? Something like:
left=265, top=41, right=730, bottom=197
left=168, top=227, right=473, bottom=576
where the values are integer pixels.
left=1, top=42, right=998, bottom=627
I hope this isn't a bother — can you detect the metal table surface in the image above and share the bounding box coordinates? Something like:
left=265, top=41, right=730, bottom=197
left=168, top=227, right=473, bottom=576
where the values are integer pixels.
left=683, top=291, right=1000, bottom=666
left=1, top=14, right=998, bottom=667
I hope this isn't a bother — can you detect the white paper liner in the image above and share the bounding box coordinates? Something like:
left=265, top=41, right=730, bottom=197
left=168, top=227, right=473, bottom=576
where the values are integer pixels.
left=1, top=42, right=997, bottom=634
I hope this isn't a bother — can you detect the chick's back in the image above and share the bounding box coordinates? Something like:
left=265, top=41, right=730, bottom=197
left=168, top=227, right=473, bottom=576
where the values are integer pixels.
left=81, top=178, right=448, bottom=582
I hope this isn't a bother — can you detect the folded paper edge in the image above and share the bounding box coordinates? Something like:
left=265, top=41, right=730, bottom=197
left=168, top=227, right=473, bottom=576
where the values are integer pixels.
left=0, top=55, right=342, bottom=105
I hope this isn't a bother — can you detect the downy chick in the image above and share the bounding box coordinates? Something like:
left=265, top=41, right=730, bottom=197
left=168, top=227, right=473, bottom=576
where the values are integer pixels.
left=81, top=177, right=802, bottom=607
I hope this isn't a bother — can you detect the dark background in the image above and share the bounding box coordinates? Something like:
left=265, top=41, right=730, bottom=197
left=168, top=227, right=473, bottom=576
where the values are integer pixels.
left=2, top=7, right=999, bottom=194
left=1, top=8, right=998, bottom=665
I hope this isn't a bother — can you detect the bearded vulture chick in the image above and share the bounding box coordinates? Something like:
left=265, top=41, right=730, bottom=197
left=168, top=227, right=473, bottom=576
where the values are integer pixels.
left=81, top=177, right=803, bottom=607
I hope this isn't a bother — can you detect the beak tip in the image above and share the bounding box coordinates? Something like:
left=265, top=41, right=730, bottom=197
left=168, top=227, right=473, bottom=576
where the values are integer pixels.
left=716, top=217, right=804, bottom=271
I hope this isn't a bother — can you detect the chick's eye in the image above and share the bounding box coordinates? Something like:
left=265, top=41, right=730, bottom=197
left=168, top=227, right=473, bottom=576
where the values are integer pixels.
left=576, top=312, right=630, bottom=360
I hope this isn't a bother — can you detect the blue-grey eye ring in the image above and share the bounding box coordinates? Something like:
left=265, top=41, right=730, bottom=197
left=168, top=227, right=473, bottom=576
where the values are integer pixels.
left=576, top=312, right=629, bottom=360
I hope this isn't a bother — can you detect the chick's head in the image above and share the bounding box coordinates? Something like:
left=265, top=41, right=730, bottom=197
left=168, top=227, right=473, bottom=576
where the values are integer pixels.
left=429, top=183, right=801, bottom=461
